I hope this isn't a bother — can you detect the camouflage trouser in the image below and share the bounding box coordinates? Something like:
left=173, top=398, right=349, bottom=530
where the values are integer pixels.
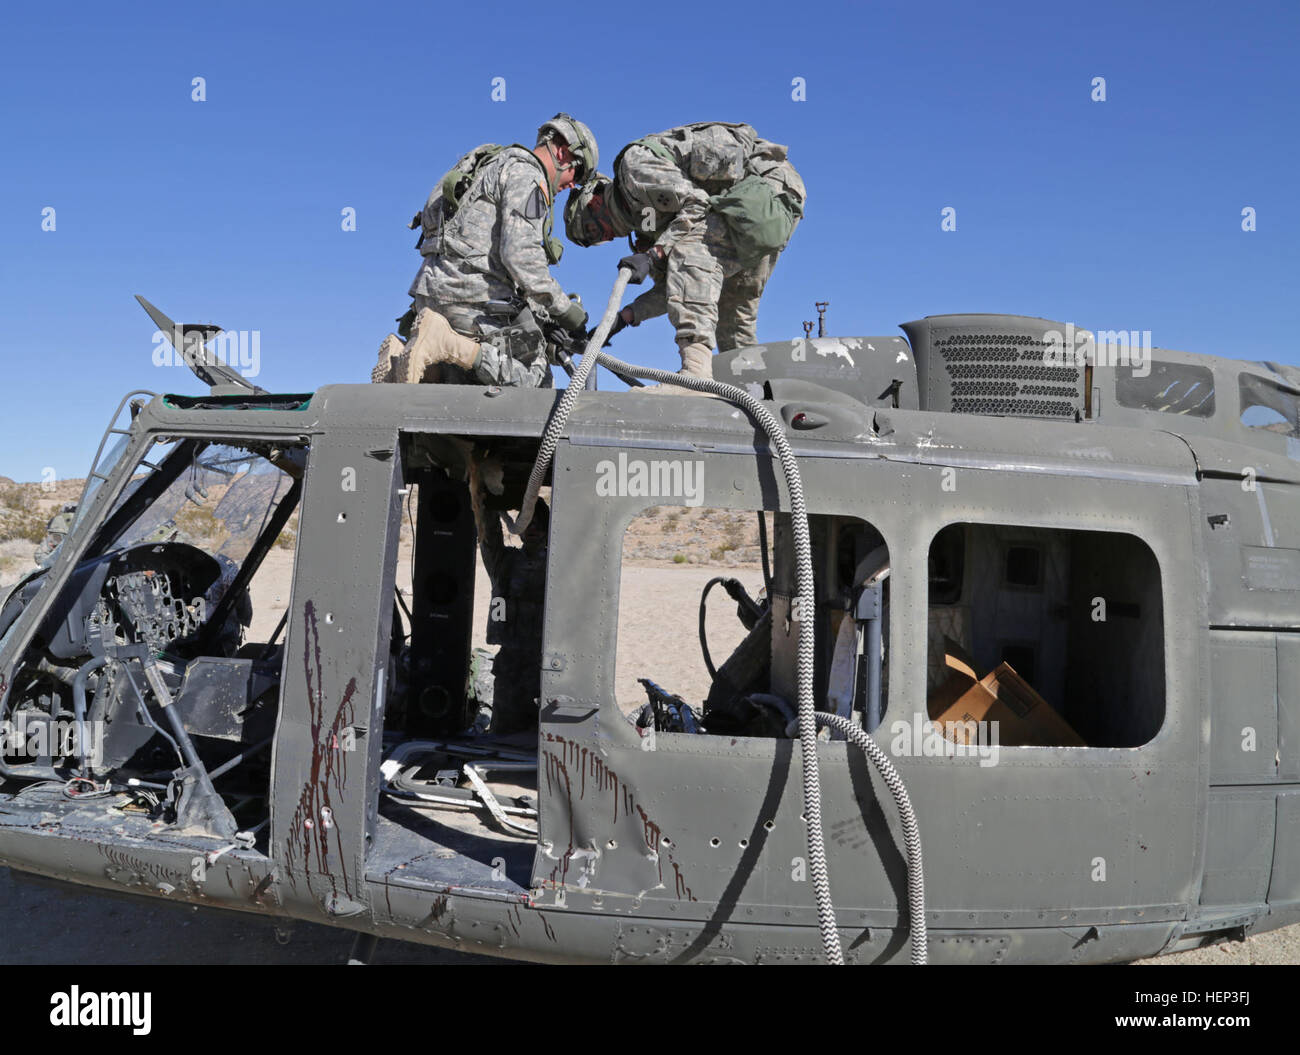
left=413, top=295, right=553, bottom=389
left=663, top=213, right=778, bottom=353
left=488, top=646, right=541, bottom=734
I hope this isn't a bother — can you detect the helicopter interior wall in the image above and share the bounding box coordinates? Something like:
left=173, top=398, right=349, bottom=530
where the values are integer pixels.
left=1061, top=531, right=1165, bottom=747
left=927, top=523, right=1164, bottom=748
left=391, top=431, right=553, bottom=740
left=962, top=525, right=1070, bottom=706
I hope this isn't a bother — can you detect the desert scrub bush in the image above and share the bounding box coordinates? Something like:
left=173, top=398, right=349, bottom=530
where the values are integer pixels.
left=0, top=509, right=47, bottom=544
left=274, top=512, right=300, bottom=550
left=172, top=504, right=229, bottom=547
left=0, top=486, right=38, bottom=512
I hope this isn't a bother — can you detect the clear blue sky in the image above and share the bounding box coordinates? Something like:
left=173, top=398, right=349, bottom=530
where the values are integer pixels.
left=1, top=0, right=1296, bottom=482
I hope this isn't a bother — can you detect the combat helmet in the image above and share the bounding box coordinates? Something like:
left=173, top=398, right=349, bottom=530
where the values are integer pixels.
left=563, top=173, right=616, bottom=246
left=537, top=113, right=598, bottom=185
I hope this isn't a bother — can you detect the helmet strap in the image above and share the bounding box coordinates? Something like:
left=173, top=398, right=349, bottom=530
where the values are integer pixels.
left=541, top=138, right=572, bottom=198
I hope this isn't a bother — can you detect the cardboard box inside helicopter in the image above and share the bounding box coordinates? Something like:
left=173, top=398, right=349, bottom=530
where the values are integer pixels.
left=926, top=639, right=1086, bottom=747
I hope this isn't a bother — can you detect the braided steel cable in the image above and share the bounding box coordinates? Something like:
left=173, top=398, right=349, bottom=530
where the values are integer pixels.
left=809, top=711, right=927, bottom=965
left=592, top=349, right=840, bottom=962
left=511, top=271, right=631, bottom=536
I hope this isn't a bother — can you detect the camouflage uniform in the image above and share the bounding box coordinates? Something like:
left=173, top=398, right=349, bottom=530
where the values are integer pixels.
left=609, top=124, right=806, bottom=354
left=470, top=485, right=547, bottom=735
left=33, top=504, right=77, bottom=564
left=408, top=146, right=572, bottom=388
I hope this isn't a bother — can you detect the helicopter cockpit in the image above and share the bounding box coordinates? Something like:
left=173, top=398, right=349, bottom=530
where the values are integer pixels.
left=0, top=436, right=304, bottom=842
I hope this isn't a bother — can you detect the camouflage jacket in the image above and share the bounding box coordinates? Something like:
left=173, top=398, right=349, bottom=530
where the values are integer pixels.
left=409, top=146, right=569, bottom=321
left=611, top=123, right=758, bottom=255
left=608, top=123, right=805, bottom=324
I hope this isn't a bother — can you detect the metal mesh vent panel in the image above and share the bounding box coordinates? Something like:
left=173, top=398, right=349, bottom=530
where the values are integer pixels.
left=934, top=332, right=1083, bottom=419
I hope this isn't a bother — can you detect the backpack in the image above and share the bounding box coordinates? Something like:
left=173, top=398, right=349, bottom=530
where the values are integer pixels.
left=409, top=143, right=507, bottom=256
left=709, top=173, right=804, bottom=266
left=613, top=124, right=803, bottom=265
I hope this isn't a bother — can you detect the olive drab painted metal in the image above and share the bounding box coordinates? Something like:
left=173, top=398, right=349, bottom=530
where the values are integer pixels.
left=0, top=304, right=1298, bottom=963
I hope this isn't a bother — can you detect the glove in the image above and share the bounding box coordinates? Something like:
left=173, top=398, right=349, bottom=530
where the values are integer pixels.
left=618, top=252, right=652, bottom=285
left=588, top=311, right=630, bottom=348
left=557, top=298, right=588, bottom=336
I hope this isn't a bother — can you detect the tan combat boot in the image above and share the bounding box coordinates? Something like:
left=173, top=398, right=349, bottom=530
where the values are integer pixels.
left=679, top=342, right=714, bottom=380
left=396, top=309, right=482, bottom=383
left=639, top=342, right=715, bottom=395
left=371, top=333, right=404, bottom=383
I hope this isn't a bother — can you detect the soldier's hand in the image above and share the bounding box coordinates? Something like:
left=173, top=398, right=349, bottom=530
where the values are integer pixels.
left=588, top=309, right=631, bottom=348
left=618, top=252, right=653, bottom=285
left=558, top=298, right=588, bottom=336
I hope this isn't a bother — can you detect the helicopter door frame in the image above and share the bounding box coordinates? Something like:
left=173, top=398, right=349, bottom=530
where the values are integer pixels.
left=269, top=425, right=402, bottom=919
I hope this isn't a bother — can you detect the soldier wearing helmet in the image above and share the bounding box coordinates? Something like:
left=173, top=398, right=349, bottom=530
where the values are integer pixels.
left=564, top=122, right=805, bottom=382
left=374, top=114, right=599, bottom=388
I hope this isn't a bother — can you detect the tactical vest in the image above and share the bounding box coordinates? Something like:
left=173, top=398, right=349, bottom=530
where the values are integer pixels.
left=410, top=144, right=564, bottom=264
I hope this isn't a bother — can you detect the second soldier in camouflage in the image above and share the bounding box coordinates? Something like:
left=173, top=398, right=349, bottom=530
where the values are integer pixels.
left=564, top=122, right=806, bottom=381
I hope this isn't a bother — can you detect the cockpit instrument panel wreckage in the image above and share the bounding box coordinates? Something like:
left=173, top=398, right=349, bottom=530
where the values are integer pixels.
left=2, top=291, right=1298, bottom=965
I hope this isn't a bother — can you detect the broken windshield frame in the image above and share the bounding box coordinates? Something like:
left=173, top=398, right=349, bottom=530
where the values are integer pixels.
left=71, top=431, right=133, bottom=533
left=1, top=434, right=301, bottom=693
left=84, top=440, right=300, bottom=571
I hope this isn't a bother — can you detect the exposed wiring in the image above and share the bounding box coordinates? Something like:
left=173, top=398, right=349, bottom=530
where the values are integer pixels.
left=62, top=776, right=114, bottom=799
left=699, top=577, right=729, bottom=679
left=698, top=577, right=763, bottom=679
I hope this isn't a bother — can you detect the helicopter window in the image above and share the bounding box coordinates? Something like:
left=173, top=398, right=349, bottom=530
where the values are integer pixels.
left=1239, top=372, right=1300, bottom=438
left=1115, top=361, right=1215, bottom=417
left=66, top=436, right=182, bottom=546
left=116, top=444, right=299, bottom=560
left=925, top=523, right=1163, bottom=749
left=616, top=507, right=889, bottom=739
